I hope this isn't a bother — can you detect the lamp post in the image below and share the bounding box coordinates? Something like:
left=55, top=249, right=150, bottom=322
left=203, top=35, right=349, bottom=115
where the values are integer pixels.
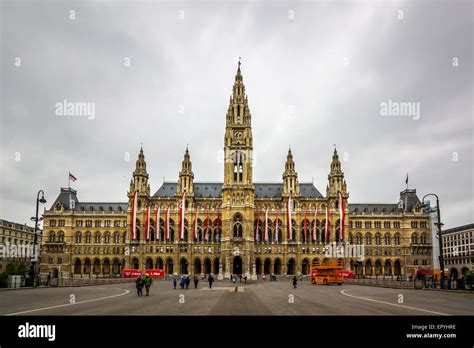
left=26, top=190, right=46, bottom=287
left=422, top=193, right=445, bottom=289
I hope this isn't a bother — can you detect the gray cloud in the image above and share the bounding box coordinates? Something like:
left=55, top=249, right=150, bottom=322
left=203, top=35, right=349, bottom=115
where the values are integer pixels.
left=1, top=0, right=472, bottom=229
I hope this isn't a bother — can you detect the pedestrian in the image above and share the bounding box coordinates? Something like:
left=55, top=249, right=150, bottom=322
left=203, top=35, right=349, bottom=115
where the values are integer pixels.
left=230, top=274, right=233, bottom=283
left=239, top=274, right=242, bottom=283
left=136, top=275, right=144, bottom=296
left=292, top=276, right=297, bottom=289
left=185, top=275, right=191, bottom=290
left=299, top=274, right=303, bottom=282
left=180, top=276, right=186, bottom=289
left=173, top=277, right=177, bottom=289
left=244, top=275, right=247, bottom=284
left=208, top=274, right=214, bottom=289
left=193, top=275, right=199, bottom=289
left=144, top=273, right=153, bottom=296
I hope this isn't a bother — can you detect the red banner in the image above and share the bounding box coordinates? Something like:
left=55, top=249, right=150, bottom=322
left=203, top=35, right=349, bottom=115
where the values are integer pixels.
left=122, top=269, right=165, bottom=278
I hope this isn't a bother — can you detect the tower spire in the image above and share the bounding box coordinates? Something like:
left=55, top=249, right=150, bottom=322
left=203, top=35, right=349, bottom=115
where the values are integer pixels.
left=283, top=148, right=300, bottom=196
left=177, top=146, right=194, bottom=195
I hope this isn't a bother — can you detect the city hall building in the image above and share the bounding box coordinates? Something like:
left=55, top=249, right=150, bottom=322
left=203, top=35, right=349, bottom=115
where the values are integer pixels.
left=39, top=64, right=433, bottom=280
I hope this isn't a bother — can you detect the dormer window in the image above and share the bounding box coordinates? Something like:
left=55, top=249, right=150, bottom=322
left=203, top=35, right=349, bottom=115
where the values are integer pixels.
left=55, top=203, right=62, bottom=211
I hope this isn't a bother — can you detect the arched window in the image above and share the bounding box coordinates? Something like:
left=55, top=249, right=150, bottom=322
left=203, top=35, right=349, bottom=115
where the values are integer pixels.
left=233, top=151, right=245, bottom=182
left=233, top=213, right=243, bottom=238
left=57, top=231, right=65, bottom=242
left=274, top=219, right=283, bottom=243
left=384, top=234, right=391, bottom=245
left=75, top=232, right=82, bottom=244
left=394, top=233, right=401, bottom=245
left=48, top=231, right=56, bottom=242
left=113, top=232, right=120, bottom=244
left=375, top=233, right=381, bottom=245
left=104, top=233, right=111, bottom=244
left=411, top=233, right=418, bottom=244
left=355, top=233, right=362, bottom=245
left=85, top=232, right=91, bottom=244
left=365, top=233, right=372, bottom=245
left=94, top=232, right=101, bottom=244
left=420, top=233, right=427, bottom=244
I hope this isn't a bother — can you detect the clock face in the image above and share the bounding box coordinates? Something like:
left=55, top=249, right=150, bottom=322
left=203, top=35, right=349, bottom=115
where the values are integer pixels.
left=234, top=131, right=243, bottom=140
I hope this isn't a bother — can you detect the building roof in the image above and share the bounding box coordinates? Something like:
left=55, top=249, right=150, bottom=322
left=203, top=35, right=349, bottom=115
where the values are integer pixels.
left=442, top=223, right=474, bottom=235
left=348, top=203, right=402, bottom=214
left=0, top=219, right=35, bottom=232
left=153, top=182, right=324, bottom=199
left=49, top=188, right=128, bottom=212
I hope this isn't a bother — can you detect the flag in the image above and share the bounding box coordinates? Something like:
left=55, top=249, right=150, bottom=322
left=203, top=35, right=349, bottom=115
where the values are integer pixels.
left=255, top=208, right=261, bottom=241
left=165, top=207, right=170, bottom=241
left=179, top=192, right=185, bottom=240
left=287, top=193, right=292, bottom=240
left=155, top=206, right=160, bottom=241
left=215, top=211, right=221, bottom=242
left=204, top=209, right=210, bottom=241
left=193, top=206, right=198, bottom=241
left=69, top=172, right=77, bottom=182
left=312, top=205, right=318, bottom=241
left=144, top=205, right=151, bottom=240
left=131, top=190, right=138, bottom=240
left=303, top=207, right=308, bottom=242
left=405, top=173, right=408, bottom=185
left=339, top=192, right=345, bottom=241
left=325, top=204, right=330, bottom=242
left=275, top=210, right=279, bottom=243
left=264, top=209, right=268, bottom=242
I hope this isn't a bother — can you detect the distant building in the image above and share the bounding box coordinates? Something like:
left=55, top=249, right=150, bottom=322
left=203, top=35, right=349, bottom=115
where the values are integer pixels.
left=0, top=219, right=41, bottom=273
left=39, top=64, right=433, bottom=279
left=442, top=223, right=474, bottom=279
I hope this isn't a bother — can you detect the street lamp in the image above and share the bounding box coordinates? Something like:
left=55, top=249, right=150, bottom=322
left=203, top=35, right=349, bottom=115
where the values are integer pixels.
left=26, top=190, right=46, bottom=287
left=422, top=193, right=445, bottom=289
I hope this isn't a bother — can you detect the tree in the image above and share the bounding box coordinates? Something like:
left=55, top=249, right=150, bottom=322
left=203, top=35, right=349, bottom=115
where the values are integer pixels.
left=464, top=271, right=474, bottom=291
left=0, top=260, right=30, bottom=288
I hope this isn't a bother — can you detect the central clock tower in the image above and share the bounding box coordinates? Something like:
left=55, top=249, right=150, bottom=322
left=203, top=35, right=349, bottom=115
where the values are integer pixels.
left=221, top=61, right=256, bottom=279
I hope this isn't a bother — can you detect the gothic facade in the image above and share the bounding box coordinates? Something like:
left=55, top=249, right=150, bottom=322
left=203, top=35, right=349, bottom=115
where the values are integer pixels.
left=39, top=64, right=433, bottom=279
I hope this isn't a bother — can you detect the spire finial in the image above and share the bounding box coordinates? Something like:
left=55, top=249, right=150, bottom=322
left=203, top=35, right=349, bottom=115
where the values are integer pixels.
left=238, top=56, right=242, bottom=68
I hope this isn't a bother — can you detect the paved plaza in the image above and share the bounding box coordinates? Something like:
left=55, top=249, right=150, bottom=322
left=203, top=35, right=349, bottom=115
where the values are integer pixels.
left=1, top=279, right=472, bottom=316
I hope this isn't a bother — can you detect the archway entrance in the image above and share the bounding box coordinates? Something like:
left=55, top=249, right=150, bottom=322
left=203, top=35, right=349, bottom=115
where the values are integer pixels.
left=302, top=258, right=310, bottom=275
left=264, top=258, right=272, bottom=275
left=274, top=258, right=282, bottom=275
left=204, top=258, right=212, bottom=274
left=194, top=258, right=202, bottom=274
left=180, top=258, right=189, bottom=274
left=74, top=259, right=81, bottom=274
left=287, top=258, right=296, bottom=275
left=255, top=258, right=262, bottom=274
left=233, top=256, right=242, bottom=275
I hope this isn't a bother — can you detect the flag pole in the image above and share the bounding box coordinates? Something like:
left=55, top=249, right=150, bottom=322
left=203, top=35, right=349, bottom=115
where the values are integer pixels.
left=68, top=171, right=70, bottom=189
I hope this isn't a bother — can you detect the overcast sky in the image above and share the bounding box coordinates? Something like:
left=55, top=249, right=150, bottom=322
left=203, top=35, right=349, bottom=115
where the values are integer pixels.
left=1, top=0, right=472, bottom=229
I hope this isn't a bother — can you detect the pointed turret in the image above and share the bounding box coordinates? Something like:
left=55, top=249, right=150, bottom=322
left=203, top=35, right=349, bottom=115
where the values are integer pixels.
left=282, top=147, right=300, bottom=196
left=177, top=145, right=194, bottom=195
left=131, top=146, right=150, bottom=195
left=326, top=147, right=347, bottom=198
left=226, top=60, right=251, bottom=127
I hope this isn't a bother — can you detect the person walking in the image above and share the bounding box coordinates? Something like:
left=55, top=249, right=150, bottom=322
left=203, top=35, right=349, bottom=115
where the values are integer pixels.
left=185, top=275, right=191, bottom=290
left=239, top=274, right=242, bottom=283
left=136, top=274, right=144, bottom=296
left=144, top=273, right=153, bottom=296
left=180, top=276, right=186, bottom=289
left=173, top=277, right=177, bottom=289
left=208, top=274, right=214, bottom=289
left=244, top=275, right=247, bottom=284
left=292, top=276, right=298, bottom=289
left=193, top=275, right=199, bottom=289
